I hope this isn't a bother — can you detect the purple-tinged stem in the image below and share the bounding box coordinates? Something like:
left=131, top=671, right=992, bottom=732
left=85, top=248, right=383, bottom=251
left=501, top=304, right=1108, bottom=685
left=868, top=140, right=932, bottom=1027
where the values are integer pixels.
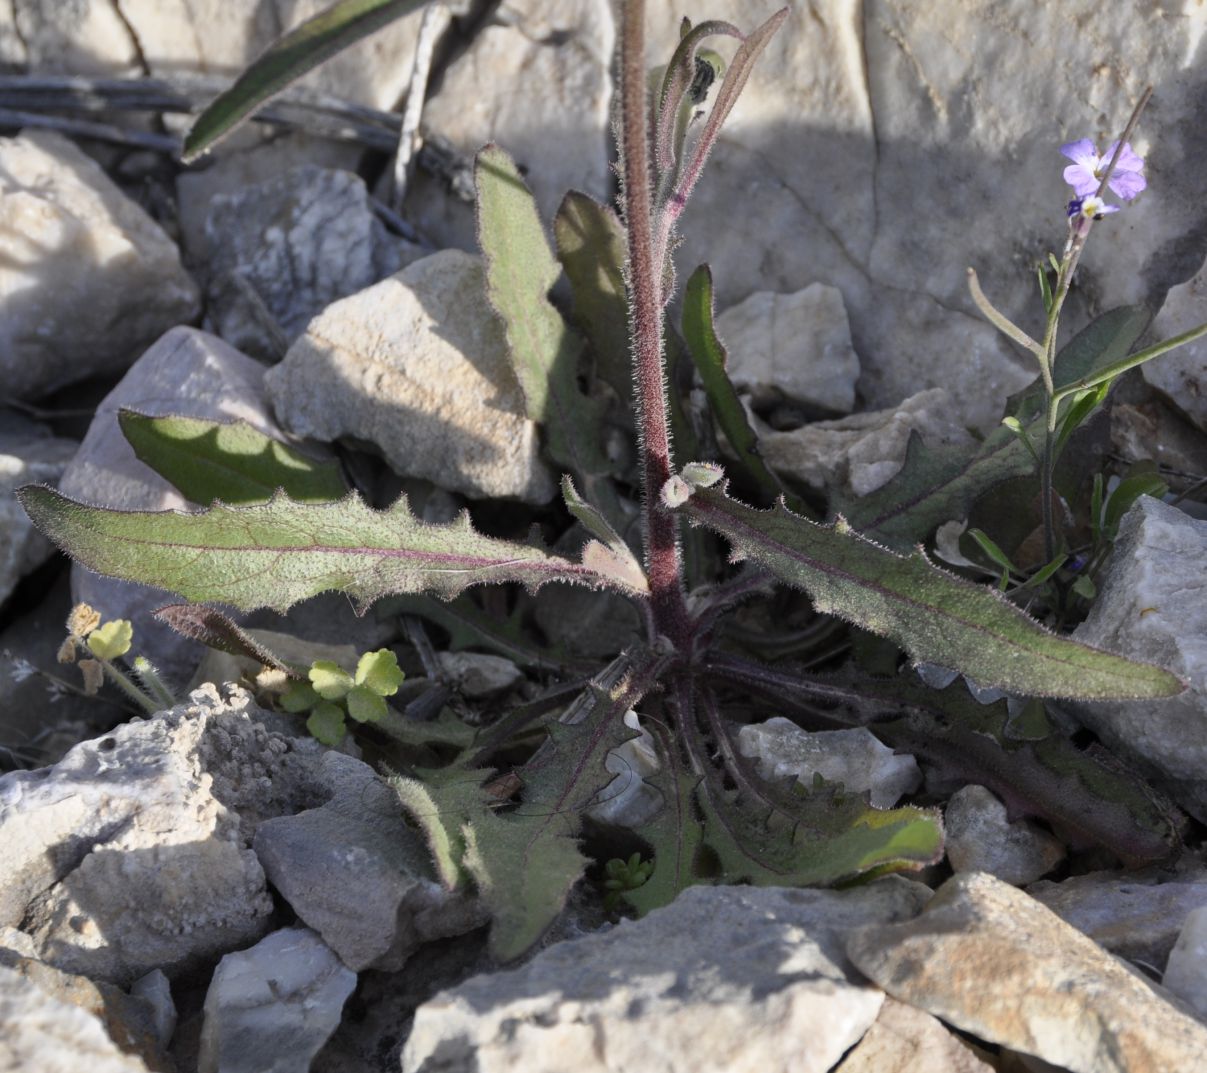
left=620, top=0, right=689, bottom=648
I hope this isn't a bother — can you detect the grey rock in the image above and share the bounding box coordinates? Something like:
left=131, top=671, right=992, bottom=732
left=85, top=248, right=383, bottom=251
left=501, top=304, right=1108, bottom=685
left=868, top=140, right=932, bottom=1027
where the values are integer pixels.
left=1071, top=496, right=1207, bottom=821
left=204, top=165, right=422, bottom=358
left=435, top=652, right=523, bottom=700
left=10, top=1, right=140, bottom=77
left=402, top=879, right=931, bottom=1073
left=130, top=970, right=177, bottom=1051
left=944, top=785, right=1065, bottom=886
left=253, top=750, right=485, bottom=972
left=198, top=926, right=355, bottom=1073
left=1162, top=905, right=1207, bottom=1023
left=0, top=131, right=199, bottom=400
left=265, top=250, right=555, bottom=503
left=1145, top=255, right=1207, bottom=433
left=0, top=684, right=338, bottom=985
left=834, top=997, right=996, bottom=1073
left=586, top=710, right=662, bottom=829
left=716, top=284, right=861, bottom=414
left=751, top=388, right=974, bottom=497
left=1027, top=864, right=1207, bottom=968
left=0, top=964, right=150, bottom=1073
left=57, top=326, right=321, bottom=684
left=0, top=417, right=78, bottom=604
left=847, top=871, right=1207, bottom=1073
left=737, top=717, right=921, bottom=809
left=405, top=0, right=613, bottom=249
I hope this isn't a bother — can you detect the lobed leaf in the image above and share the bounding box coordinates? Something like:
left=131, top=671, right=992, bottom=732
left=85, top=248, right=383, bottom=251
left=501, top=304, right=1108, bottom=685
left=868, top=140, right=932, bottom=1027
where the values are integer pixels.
left=119, top=411, right=347, bottom=505
left=182, top=0, right=429, bottom=162
left=666, top=477, right=1183, bottom=700
left=18, top=486, right=640, bottom=615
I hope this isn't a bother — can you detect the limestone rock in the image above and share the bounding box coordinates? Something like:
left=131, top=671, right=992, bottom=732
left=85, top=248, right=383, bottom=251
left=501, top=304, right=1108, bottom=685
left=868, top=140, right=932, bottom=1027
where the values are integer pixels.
left=738, top=717, right=921, bottom=809
left=1071, top=496, right=1207, bottom=821
left=586, top=710, right=661, bottom=829
left=0, top=417, right=78, bottom=605
left=203, top=165, right=421, bottom=359
left=1162, top=905, right=1207, bottom=1023
left=944, top=785, right=1066, bottom=886
left=1145, top=258, right=1207, bottom=433
left=265, top=250, right=555, bottom=503
left=402, top=879, right=931, bottom=1073
left=1027, top=864, right=1207, bottom=969
left=0, top=131, right=199, bottom=400
left=0, top=685, right=339, bottom=985
left=0, top=964, right=150, bottom=1073
left=252, top=750, right=486, bottom=972
left=405, top=0, right=614, bottom=249
left=57, top=327, right=307, bottom=684
left=435, top=652, right=524, bottom=700
left=197, top=927, right=355, bottom=1073
left=716, top=284, right=861, bottom=414
left=847, top=871, right=1207, bottom=1073
left=752, top=388, right=974, bottom=496
left=834, top=997, right=996, bottom=1073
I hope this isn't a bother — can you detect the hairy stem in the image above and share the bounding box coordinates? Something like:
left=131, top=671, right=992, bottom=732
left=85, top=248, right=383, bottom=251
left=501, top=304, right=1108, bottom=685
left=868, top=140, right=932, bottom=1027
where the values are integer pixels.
left=620, top=0, right=689, bottom=647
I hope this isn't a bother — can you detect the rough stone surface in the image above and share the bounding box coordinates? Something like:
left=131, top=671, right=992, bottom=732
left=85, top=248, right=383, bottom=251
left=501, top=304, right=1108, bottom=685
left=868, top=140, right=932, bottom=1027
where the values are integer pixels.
left=402, top=879, right=931, bottom=1073
left=0, top=949, right=170, bottom=1071
left=0, top=417, right=78, bottom=604
left=738, top=717, right=921, bottom=809
left=203, top=165, right=420, bottom=358
left=0, top=131, right=199, bottom=400
left=586, top=710, right=661, bottom=829
left=834, top=997, right=996, bottom=1073
left=264, top=250, right=555, bottom=503
left=944, top=785, right=1066, bottom=886
left=406, top=0, right=614, bottom=250
left=1071, top=496, right=1207, bottom=822
left=252, top=749, right=486, bottom=972
left=130, top=970, right=177, bottom=1052
left=634, top=3, right=1207, bottom=432
left=751, top=388, right=975, bottom=496
left=0, top=963, right=150, bottom=1073
left=1027, top=864, right=1207, bottom=969
left=197, top=926, right=355, bottom=1073
left=0, top=685, right=337, bottom=985
left=847, top=871, right=1207, bottom=1073
left=57, top=326, right=314, bottom=683
left=1162, top=904, right=1207, bottom=1022
left=434, top=651, right=524, bottom=700
left=717, top=285, right=861, bottom=414
left=1145, top=257, right=1207, bottom=433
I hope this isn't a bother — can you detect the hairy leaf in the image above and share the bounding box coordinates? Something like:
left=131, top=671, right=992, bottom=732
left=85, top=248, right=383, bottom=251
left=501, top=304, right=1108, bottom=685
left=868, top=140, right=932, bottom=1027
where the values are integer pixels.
left=475, top=146, right=615, bottom=496
left=681, top=264, right=792, bottom=508
left=666, top=478, right=1183, bottom=699
left=183, top=0, right=428, bottom=161
left=554, top=191, right=632, bottom=411
left=152, top=604, right=301, bottom=676
left=623, top=764, right=704, bottom=915
left=390, top=766, right=496, bottom=890
left=19, top=486, right=639, bottom=614
left=119, top=411, right=347, bottom=505
left=562, top=475, right=647, bottom=594
left=466, top=646, right=669, bottom=958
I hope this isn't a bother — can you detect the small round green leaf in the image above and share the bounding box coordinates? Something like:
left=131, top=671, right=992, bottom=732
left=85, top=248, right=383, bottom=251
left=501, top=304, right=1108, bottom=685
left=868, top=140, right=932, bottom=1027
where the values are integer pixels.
left=86, top=619, right=133, bottom=661
left=307, top=702, right=346, bottom=746
left=354, top=649, right=404, bottom=697
left=346, top=684, right=388, bottom=724
left=310, top=660, right=354, bottom=700
left=280, top=681, right=319, bottom=714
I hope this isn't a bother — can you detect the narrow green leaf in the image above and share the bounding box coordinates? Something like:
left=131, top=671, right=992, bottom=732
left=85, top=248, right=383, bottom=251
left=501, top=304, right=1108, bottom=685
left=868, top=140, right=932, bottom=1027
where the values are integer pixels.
left=389, top=767, right=493, bottom=890
left=653, top=20, right=740, bottom=174
left=553, top=192, right=632, bottom=411
left=119, top=411, right=347, bottom=505
left=1037, top=264, right=1054, bottom=314
left=475, top=146, right=612, bottom=484
left=967, top=528, right=1017, bottom=576
left=966, top=267, right=1042, bottom=357
left=681, top=265, right=792, bottom=508
left=561, top=475, right=647, bottom=595
left=666, top=477, right=1184, bottom=699
left=182, top=0, right=429, bottom=162
left=1103, top=473, right=1167, bottom=540
left=18, top=486, right=637, bottom=614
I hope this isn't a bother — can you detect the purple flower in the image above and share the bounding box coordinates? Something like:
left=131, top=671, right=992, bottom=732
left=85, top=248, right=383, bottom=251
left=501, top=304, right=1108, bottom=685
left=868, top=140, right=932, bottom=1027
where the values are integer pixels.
left=1061, top=138, right=1146, bottom=201
left=1066, top=195, right=1119, bottom=221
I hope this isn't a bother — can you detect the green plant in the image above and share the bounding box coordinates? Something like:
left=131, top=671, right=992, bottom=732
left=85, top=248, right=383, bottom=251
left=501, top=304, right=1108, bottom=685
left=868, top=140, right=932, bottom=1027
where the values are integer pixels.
left=18, top=1, right=1201, bottom=960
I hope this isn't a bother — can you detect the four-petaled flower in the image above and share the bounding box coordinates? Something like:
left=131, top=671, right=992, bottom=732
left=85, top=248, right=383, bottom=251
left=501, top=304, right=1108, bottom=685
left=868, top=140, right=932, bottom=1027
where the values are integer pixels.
left=1061, top=139, right=1146, bottom=201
